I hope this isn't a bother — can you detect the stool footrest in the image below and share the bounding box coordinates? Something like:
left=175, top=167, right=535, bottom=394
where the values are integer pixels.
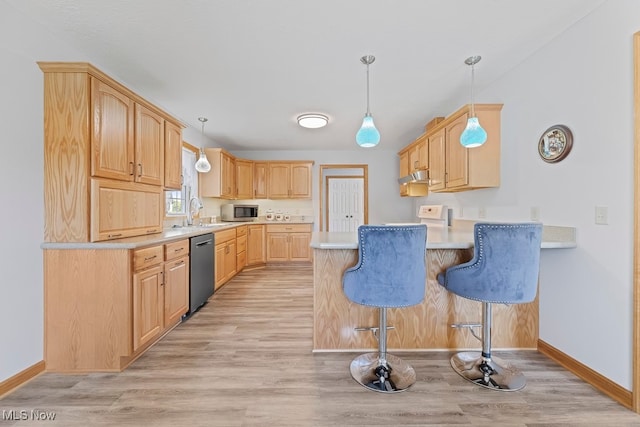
left=451, top=322, right=482, bottom=342
left=354, top=326, right=394, bottom=342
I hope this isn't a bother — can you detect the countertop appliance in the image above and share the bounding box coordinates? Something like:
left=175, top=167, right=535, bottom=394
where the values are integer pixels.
left=221, top=204, right=259, bottom=222
left=187, top=234, right=215, bottom=317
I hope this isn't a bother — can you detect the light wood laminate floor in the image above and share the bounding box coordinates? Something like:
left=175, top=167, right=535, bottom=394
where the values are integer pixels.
left=2, top=264, right=640, bottom=426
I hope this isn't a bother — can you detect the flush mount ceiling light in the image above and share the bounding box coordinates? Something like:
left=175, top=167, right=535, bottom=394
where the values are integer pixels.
left=460, top=55, right=487, bottom=148
left=194, top=117, right=211, bottom=173
left=297, top=114, right=328, bottom=129
left=356, top=55, right=380, bottom=148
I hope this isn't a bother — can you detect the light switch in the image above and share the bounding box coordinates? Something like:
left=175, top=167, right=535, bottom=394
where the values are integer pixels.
left=478, top=207, right=486, bottom=219
left=595, top=206, right=608, bottom=225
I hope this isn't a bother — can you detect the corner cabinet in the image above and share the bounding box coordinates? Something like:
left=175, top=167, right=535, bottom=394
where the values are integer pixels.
left=40, top=62, right=184, bottom=242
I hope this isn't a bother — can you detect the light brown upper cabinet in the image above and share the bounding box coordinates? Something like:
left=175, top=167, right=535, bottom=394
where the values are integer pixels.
left=164, top=121, right=183, bottom=190
left=91, top=78, right=165, bottom=186
left=91, top=77, right=135, bottom=181
left=235, top=159, right=254, bottom=200
left=134, top=104, right=164, bottom=186
left=401, top=103, right=502, bottom=194
left=40, top=62, right=184, bottom=242
left=200, top=148, right=236, bottom=199
left=253, top=161, right=269, bottom=199
left=268, top=162, right=313, bottom=199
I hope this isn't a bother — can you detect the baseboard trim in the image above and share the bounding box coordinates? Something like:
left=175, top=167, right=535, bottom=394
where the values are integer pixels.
left=537, top=339, right=632, bottom=410
left=0, top=360, right=46, bottom=398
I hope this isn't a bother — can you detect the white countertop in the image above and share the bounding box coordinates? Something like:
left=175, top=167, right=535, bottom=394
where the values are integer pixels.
left=42, top=220, right=313, bottom=250
left=310, top=224, right=576, bottom=250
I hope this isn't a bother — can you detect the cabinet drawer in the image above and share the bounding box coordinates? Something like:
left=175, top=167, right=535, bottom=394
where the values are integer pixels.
left=133, top=245, right=164, bottom=271
left=236, top=234, right=247, bottom=254
left=215, top=228, right=236, bottom=245
left=266, top=224, right=312, bottom=233
left=165, top=239, right=189, bottom=261
left=236, top=225, right=248, bottom=237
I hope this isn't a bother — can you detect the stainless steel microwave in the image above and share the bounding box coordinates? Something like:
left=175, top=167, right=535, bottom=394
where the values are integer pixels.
left=221, top=204, right=259, bottom=222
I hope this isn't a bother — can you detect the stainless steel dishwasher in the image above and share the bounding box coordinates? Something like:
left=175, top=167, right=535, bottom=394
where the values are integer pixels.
left=187, top=233, right=215, bottom=317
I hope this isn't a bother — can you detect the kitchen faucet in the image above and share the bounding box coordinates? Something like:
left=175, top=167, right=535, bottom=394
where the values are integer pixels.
left=186, top=197, right=203, bottom=226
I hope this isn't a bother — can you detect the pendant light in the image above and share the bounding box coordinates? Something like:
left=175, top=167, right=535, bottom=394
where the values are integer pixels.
left=356, top=55, right=380, bottom=147
left=194, top=117, right=211, bottom=173
left=460, top=55, right=487, bottom=148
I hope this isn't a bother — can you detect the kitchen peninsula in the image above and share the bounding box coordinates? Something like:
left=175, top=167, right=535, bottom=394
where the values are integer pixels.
left=311, top=222, right=576, bottom=351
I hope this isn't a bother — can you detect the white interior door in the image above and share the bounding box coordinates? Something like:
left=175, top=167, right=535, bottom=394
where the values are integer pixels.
left=328, top=177, right=364, bottom=232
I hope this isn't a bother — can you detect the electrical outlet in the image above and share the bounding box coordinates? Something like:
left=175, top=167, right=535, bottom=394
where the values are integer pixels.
left=478, top=207, right=486, bottom=219
left=459, top=207, right=464, bottom=217
left=595, top=206, right=608, bottom=225
left=531, top=207, right=540, bottom=221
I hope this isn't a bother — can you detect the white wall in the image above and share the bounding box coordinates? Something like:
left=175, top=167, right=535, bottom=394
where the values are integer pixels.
left=0, top=4, right=81, bottom=381
left=422, top=0, right=638, bottom=389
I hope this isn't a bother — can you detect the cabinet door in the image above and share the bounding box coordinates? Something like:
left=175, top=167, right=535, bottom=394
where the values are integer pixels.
left=399, top=151, right=409, bottom=196
left=164, top=121, right=183, bottom=190
left=221, top=152, right=235, bottom=198
left=445, top=113, right=469, bottom=189
left=224, top=241, right=237, bottom=281
left=428, top=129, right=446, bottom=191
left=235, top=159, right=254, bottom=199
left=91, top=77, right=134, bottom=181
left=135, top=104, right=164, bottom=186
left=266, top=233, right=289, bottom=261
left=215, top=243, right=226, bottom=290
left=90, top=178, right=162, bottom=241
left=417, top=137, right=429, bottom=170
left=268, top=163, right=291, bottom=198
left=247, top=225, right=266, bottom=265
left=409, top=146, right=420, bottom=171
left=290, top=163, right=312, bottom=198
left=133, top=265, right=164, bottom=351
left=289, top=233, right=311, bottom=262
left=253, top=162, right=269, bottom=199
left=164, top=256, right=189, bottom=328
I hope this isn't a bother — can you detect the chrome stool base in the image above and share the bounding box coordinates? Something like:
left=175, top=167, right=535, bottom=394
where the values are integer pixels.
left=349, top=353, right=416, bottom=393
left=450, top=351, right=526, bottom=392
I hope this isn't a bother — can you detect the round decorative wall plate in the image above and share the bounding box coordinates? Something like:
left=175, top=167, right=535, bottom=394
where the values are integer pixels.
left=538, top=124, right=573, bottom=163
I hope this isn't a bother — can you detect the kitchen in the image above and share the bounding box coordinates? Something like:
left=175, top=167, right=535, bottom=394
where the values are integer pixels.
left=2, top=0, right=640, bottom=424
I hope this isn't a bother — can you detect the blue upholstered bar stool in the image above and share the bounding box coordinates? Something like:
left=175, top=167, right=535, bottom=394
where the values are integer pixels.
left=343, top=225, right=427, bottom=393
left=437, top=222, right=542, bottom=391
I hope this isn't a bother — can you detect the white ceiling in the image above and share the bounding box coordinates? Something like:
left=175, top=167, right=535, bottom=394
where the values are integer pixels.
left=7, top=0, right=606, bottom=151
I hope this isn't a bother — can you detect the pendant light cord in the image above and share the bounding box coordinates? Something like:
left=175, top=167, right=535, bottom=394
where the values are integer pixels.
left=366, top=62, right=371, bottom=116
left=470, top=63, right=476, bottom=118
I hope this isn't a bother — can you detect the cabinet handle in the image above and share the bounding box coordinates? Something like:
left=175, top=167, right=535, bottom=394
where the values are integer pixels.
left=144, top=255, right=157, bottom=261
left=414, top=160, right=419, bottom=169
left=174, top=260, right=184, bottom=267
left=174, top=247, right=184, bottom=253
left=254, top=189, right=257, bottom=197
left=108, top=233, right=123, bottom=238
left=160, top=271, right=164, bottom=286
left=146, top=229, right=157, bottom=233
left=138, top=163, right=142, bottom=177
left=129, top=162, right=134, bottom=176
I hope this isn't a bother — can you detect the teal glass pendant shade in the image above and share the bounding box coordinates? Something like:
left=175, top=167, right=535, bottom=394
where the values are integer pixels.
left=460, top=117, right=487, bottom=148
left=356, top=114, right=380, bottom=147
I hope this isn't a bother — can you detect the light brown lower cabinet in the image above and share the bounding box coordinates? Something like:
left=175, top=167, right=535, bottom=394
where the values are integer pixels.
left=236, top=225, right=247, bottom=272
left=44, top=238, right=190, bottom=372
left=266, top=224, right=312, bottom=262
left=215, top=228, right=237, bottom=290
left=247, top=224, right=266, bottom=266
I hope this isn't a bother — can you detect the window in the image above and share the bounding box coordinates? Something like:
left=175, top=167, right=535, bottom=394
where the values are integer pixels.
left=166, top=147, right=198, bottom=216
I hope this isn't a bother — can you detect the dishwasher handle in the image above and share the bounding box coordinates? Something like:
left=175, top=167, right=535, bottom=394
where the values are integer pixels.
left=195, top=239, right=213, bottom=247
